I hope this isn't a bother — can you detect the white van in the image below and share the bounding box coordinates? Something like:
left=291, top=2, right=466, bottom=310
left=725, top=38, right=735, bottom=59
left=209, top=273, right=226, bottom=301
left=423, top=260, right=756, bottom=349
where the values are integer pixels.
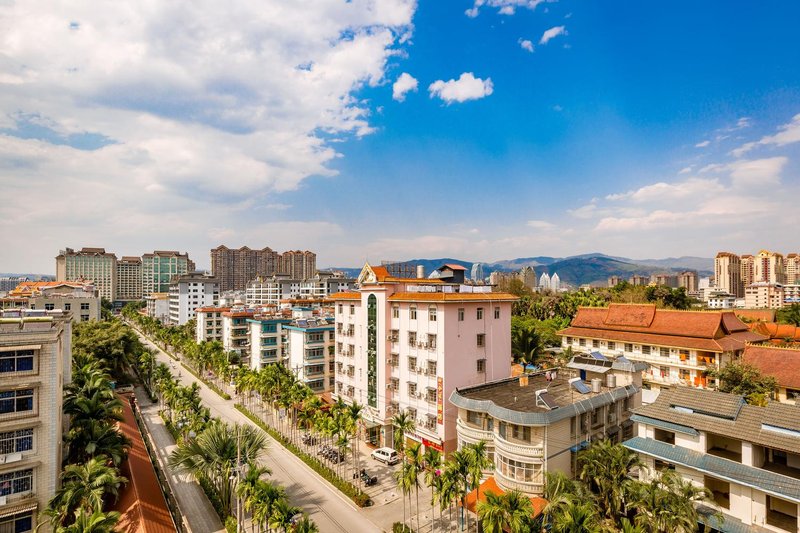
left=371, top=447, right=400, bottom=465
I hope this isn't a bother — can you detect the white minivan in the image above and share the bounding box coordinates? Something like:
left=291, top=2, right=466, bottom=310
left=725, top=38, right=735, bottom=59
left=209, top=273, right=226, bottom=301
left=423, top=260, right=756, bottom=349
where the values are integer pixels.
left=371, top=447, right=400, bottom=465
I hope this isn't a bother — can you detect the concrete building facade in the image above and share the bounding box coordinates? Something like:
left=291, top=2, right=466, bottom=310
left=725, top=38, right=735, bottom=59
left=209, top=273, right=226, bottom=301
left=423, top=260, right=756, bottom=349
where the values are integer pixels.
left=330, top=263, right=515, bottom=453
left=116, top=256, right=143, bottom=301
left=285, top=317, right=336, bottom=394
left=56, top=247, right=117, bottom=301
left=245, top=273, right=355, bottom=306
left=715, top=252, right=743, bottom=298
left=141, top=251, right=194, bottom=297
left=168, top=273, right=219, bottom=325
left=0, top=309, right=72, bottom=533
left=745, top=283, right=786, bottom=309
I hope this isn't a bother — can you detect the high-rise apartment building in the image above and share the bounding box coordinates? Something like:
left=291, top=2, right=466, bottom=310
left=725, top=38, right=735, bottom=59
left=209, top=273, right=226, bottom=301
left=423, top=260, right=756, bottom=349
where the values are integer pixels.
left=0, top=309, right=72, bottom=533
left=629, top=274, right=649, bottom=286
left=741, top=254, right=755, bottom=287
left=116, top=256, right=142, bottom=301
left=519, top=266, right=536, bottom=289
left=787, top=254, right=800, bottom=285
left=210, top=246, right=281, bottom=292
left=471, top=263, right=486, bottom=283
left=168, top=273, right=219, bottom=325
left=650, top=273, right=678, bottom=288
left=714, top=252, right=743, bottom=298
left=279, top=250, right=316, bottom=279
left=330, top=263, right=515, bottom=453
left=0, top=278, right=29, bottom=293
left=677, top=271, right=698, bottom=293
left=141, top=251, right=195, bottom=297
left=56, top=247, right=117, bottom=301
left=754, top=250, right=786, bottom=285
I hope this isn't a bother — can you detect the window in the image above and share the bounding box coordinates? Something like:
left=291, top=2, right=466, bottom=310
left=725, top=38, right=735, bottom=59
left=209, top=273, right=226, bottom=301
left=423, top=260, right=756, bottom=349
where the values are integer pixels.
left=428, top=334, right=437, bottom=349
left=81, top=314, right=90, bottom=322
left=477, top=308, right=483, bottom=319
left=80, top=302, right=90, bottom=310
left=427, top=360, right=437, bottom=375
left=0, top=350, right=34, bottom=373
left=458, top=308, right=464, bottom=321
left=592, top=340, right=599, bottom=348
left=428, top=306, right=437, bottom=321
left=476, top=359, right=486, bottom=373
left=392, top=305, right=399, bottom=319
left=660, top=347, right=670, bottom=357
left=390, top=329, right=399, bottom=341
left=0, top=428, right=33, bottom=454
left=608, top=341, right=615, bottom=350
left=410, top=306, right=417, bottom=320
left=496, top=455, right=538, bottom=483
left=0, top=468, right=33, bottom=496
left=407, top=407, right=417, bottom=419
left=566, top=337, right=573, bottom=345
left=408, top=356, right=418, bottom=370
left=579, top=338, right=586, bottom=347
left=390, top=353, right=399, bottom=367
left=408, top=382, right=417, bottom=396
left=477, top=333, right=485, bottom=347
left=424, top=388, right=437, bottom=403
left=466, top=410, right=480, bottom=426
left=390, top=378, right=399, bottom=391
left=408, top=331, right=417, bottom=345
left=338, top=304, right=343, bottom=313
left=64, top=303, right=71, bottom=311
left=0, top=511, right=33, bottom=533
left=0, top=389, right=34, bottom=415
left=625, top=343, right=633, bottom=352
left=642, top=345, right=651, bottom=355
left=349, top=304, right=355, bottom=315
left=512, top=424, right=531, bottom=442
left=494, top=306, right=500, bottom=319
left=44, top=303, right=54, bottom=311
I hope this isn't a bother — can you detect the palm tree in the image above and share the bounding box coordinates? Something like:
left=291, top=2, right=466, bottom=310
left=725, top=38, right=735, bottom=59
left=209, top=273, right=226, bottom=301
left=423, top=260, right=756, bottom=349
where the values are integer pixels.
left=290, top=514, right=319, bottom=533
left=395, top=462, right=417, bottom=533
left=56, top=509, right=121, bottom=533
left=250, top=481, right=286, bottom=533
left=405, top=442, right=424, bottom=532
left=476, top=490, right=507, bottom=533
left=169, top=422, right=267, bottom=517
left=446, top=449, right=472, bottom=532
left=577, top=439, right=643, bottom=525
left=345, top=401, right=364, bottom=485
left=392, top=411, right=416, bottom=527
left=66, top=420, right=131, bottom=466
left=422, top=447, right=442, bottom=526
left=503, top=490, right=535, bottom=532
left=46, top=456, right=127, bottom=527
left=466, top=441, right=492, bottom=532
left=511, top=324, right=544, bottom=367
left=269, top=498, right=301, bottom=533
left=236, top=464, right=272, bottom=533
left=550, top=500, right=602, bottom=533
left=438, top=467, right=460, bottom=528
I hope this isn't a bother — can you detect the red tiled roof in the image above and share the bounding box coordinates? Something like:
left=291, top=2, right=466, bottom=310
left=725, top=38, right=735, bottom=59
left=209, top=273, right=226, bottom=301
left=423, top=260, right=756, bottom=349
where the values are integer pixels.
left=329, top=292, right=361, bottom=300
left=751, top=322, right=800, bottom=342
left=440, top=263, right=467, bottom=271
left=371, top=265, right=390, bottom=281
left=735, top=309, right=777, bottom=323
left=112, top=394, right=174, bottom=533
left=559, top=304, right=766, bottom=353
left=195, top=306, right=232, bottom=313
left=742, top=344, right=800, bottom=389
left=462, top=476, right=547, bottom=517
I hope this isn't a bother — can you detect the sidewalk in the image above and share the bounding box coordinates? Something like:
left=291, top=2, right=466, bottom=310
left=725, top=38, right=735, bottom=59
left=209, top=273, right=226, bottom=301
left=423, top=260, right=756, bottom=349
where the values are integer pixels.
left=134, top=387, right=224, bottom=533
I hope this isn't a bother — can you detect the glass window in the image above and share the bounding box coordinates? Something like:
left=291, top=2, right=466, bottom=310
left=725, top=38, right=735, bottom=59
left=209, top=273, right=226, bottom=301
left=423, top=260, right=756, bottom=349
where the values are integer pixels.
left=408, top=331, right=417, bottom=345
left=0, top=428, right=33, bottom=454
left=494, top=307, right=500, bottom=319
left=476, top=358, right=486, bottom=372
left=625, top=343, right=633, bottom=352
left=428, top=306, right=437, bottom=321
left=428, top=334, right=437, bottom=349
left=0, top=468, right=33, bottom=496
left=408, top=356, right=417, bottom=370
left=642, top=345, right=651, bottom=355
left=477, top=333, right=485, bottom=347
left=349, top=304, right=355, bottom=315
left=477, top=308, right=483, bottom=319
left=80, top=302, right=90, bottom=310
left=458, top=308, right=464, bottom=321
left=0, top=350, right=35, bottom=373
left=592, top=340, right=599, bottom=348
left=608, top=341, right=615, bottom=350
left=0, top=389, right=34, bottom=415
left=392, top=305, right=399, bottom=319
left=0, top=511, right=33, bottom=533
left=660, top=347, right=670, bottom=357
left=410, top=306, right=417, bottom=320
left=579, top=338, right=586, bottom=347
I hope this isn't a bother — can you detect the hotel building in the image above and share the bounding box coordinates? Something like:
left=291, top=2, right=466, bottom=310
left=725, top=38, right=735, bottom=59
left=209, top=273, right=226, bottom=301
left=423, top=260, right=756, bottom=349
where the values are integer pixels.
left=558, top=304, right=766, bottom=396
left=245, top=272, right=355, bottom=306
left=56, top=247, right=117, bottom=301
left=625, top=388, right=800, bottom=532
left=0, top=309, right=72, bottom=533
left=330, top=263, right=515, bottom=453
left=141, top=251, right=194, bottom=297
left=115, top=257, right=142, bottom=301
left=451, top=355, right=644, bottom=496
left=716, top=252, right=743, bottom=298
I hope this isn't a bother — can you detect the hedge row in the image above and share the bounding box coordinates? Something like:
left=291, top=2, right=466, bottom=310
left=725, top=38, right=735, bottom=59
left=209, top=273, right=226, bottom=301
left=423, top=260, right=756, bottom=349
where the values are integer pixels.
left=234, top=404, right=371, bottom=508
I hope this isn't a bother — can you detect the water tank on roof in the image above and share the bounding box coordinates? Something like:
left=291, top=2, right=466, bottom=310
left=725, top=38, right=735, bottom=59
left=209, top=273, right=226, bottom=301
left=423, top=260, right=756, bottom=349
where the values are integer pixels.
left=606, top=373, right=617, bottom=389
left=591, top=378, right=602, bottom=394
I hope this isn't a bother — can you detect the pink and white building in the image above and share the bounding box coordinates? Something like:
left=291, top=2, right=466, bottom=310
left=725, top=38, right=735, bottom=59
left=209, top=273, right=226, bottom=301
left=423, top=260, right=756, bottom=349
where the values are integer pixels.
left=330, top=263, right=515, bottom=453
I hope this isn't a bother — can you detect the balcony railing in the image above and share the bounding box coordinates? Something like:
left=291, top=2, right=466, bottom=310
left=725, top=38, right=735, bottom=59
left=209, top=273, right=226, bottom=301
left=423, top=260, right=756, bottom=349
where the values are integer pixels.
left=494, top=468, right=544, bottom=495
left=456, top=418, right=493, bottom=444
left=495, top=433, right=545, bottom=459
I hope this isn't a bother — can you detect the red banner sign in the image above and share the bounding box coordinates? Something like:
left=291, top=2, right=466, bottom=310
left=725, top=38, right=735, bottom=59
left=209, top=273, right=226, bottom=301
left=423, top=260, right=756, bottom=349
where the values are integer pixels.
left=437, top=376, right=444, bottom=425
left=423, top=438, right=443, bottom=452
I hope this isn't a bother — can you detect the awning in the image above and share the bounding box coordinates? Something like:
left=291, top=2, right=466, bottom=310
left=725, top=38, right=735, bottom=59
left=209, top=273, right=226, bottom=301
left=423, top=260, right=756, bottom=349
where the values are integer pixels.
left=569, top=440, right=590, bottom=452
left=461, top=476, right=547, bottom=517
left=362, top=418, right=383, bottom=429
left=0, top=500, right=37, bottom=519
left=0, top=344, right=40, bottom=352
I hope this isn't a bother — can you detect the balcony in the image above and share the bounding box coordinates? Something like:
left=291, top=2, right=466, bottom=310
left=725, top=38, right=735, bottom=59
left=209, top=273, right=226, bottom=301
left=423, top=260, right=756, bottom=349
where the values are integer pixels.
left=494, top=467, right=544, bottom=496
left=495, top=433, right=544, bottom=460
left=456, top=418, right=493, bottom=444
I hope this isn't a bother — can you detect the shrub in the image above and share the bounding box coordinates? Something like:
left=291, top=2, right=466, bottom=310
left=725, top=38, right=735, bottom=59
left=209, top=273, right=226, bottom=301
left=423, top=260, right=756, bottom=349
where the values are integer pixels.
left=234, top=404, right=372, bottom=508
left=393, top=523, right=415, bottom=533
left=225, top=516, right=237, bottom=533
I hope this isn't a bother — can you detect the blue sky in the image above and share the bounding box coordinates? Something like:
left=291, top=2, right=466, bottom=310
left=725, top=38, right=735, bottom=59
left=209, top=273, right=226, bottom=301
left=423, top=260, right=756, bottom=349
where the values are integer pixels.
left=1, top=1, right=799, bottom=273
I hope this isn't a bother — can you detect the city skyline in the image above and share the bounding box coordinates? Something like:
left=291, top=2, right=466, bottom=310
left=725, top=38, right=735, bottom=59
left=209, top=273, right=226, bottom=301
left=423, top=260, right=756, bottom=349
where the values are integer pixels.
left=2, top=1, right=800, bottom=273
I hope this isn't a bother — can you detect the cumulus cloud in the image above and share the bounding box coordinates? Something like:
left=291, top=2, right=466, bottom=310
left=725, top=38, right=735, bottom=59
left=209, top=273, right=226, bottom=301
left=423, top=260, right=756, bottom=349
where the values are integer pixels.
left=695, top=140, right=710, bottom=148
left=0, top=0, right=416, bottom=271
left=428, top=72, right=494, bottom=104
left=465, top=0, right=548, bottom=18
left=539, top=25, right=566, bottom=45
left=731, top=113, right=800, bottom=156
left=518, top=39, right=534, bottom=52
left=392, top=72, right=418, bottom=102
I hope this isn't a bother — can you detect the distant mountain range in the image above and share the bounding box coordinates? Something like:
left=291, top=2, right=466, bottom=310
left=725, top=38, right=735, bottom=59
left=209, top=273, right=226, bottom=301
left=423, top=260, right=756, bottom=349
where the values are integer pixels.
left=326, top=253, right=713, bottom=287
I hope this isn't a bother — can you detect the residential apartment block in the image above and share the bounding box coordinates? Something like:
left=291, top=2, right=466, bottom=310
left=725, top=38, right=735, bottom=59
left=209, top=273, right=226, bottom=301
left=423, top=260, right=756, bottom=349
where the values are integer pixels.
left=0, top=278, right=29, bottom=294
left=285, top=317, right=336, bottom=394
left=221, top=308, right=255, bottom=358
left=144, top=293, right=169, bottom=322
left=195, top=306, right=231, bottom=344
left=451, top=355, right=644, bottom=497
left=168, top=273, right=219, bottom=325
left=208, top=246, right=281, bottom=292
left=558, top=304, right=766, bottom=396
left=279, top=250, right=317, bottom=280
left=0, top=309, right=72, bottom=533
left=745, top=283, right=786, bottom=309
left=4, top=282, right=100, bottom=323
left=56, top=247, right=117, bottom=301
left=787, top=254, right=800, bottom=285
left=330, top=263, right=515, bottom=453
left=245, top=272, right=355, bottom=306
left=141, top=251, right=194, bottom=297
left=715, top=252, right=743, bottom=298
left=625, top=388, right=800, bottom=532
left=247, top=313, right=291, bottom=370
left=116, top=256, right=143, bottom=301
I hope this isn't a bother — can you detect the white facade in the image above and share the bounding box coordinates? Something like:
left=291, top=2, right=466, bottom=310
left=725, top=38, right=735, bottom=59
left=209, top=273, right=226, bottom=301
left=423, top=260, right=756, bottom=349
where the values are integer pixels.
left=550, top=272, right=561, bottom=292
left=246, top=273, right=354, bottom=306
left=168, top=274, right=219, bottom=325
left=0, top=309, right=72, bottom=533
left=145, top=293, right=169, bottom=322
left=248, top=315, right=289, bottom=370
left=285, top=319, right=335, bottom=394
left=331, top=264, right=515, bottom=453
left=707, top=291, right=737, bottom=309
left=538, top=272, right=551, bottom=290
left=195, top=307, right=229, bottom=343
left=745, top=283, right=785, bottom=309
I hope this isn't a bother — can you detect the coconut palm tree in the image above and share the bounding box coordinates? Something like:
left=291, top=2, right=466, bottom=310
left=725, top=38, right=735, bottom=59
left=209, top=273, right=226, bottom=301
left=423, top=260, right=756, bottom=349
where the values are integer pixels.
left=169, top=422, right=267, bottom=517
left=46, top=456, right=127, bottom=527
left=422, top=447, right=442, bottom=525
left=392, top=411, right=416, bottom=527
left=395, top=462, right=417, bottom=533
left=405, top=442, right=424, bottom=531
left=269, top=498, right=301, bottom=533
left=55, top=509, right=121, bottom=533
left=438, top=467, right=460, bottom=528
left=550, top=500, right=602, bottom=533
left=446, top=449, right=472, bottom=532
left=476, top=490, right=507, bottom=533
left=577, top=439, right=643, bottom=525
left=249, top=481, right=286, bottom=533
left=503, top=490, right=535, bottom=533
left=511, top=324, right=545, bottom=367
left=290, top=514, right=319, bottom=533
left=65, top=420, right=131, bottom=466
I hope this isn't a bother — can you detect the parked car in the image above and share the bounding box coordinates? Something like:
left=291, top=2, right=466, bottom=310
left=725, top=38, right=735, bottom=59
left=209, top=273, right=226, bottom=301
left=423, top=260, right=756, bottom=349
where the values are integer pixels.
left=371, top=447, right=400, bottom=465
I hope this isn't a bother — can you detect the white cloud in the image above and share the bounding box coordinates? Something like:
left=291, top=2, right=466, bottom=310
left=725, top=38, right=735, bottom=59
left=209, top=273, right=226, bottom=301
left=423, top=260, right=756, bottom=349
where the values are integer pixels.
left=465, top=0, right=548, bottom=18
left=605, top=177, right=724, bottom=203
left=731, top=113, right=800, bottom=156
left=726, top=157, right=787, bottom=187
left=518, top=39, right=534, bottom=53
left=539, top=25, right=566, bottom=45
left=428, top=72, right=494, bottom=104
left=527, top=220, right=555, bottom=229
left=392, top=72, right=418, bottom=102
left=678, top=166, right=693, bottom=174
left=695, top=140, right=710, bottom=148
